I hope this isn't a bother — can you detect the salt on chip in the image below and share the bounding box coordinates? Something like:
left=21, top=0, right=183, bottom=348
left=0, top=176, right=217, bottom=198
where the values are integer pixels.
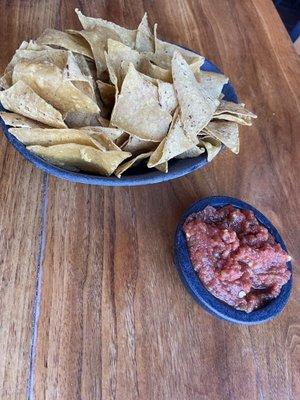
left=199, top=137, right=222, bottom=161
left=12, top=60, right=99, bottom=114
left=36, top=28, right=93, bottom=58
left=27, top=143, right=131, bottom=175
left=75, top=9, right=136, bottom=48
left=115, top=151, right=152, bottom=178
left=135, top=13, right=154, bottom=52
left=0, top=112, right=49, bottom=128
left=0, top=81, right=67, bottom=128
left=203, top=121, right=239, bottom=154
left=157, top=81, right=178, bottom=114
left=111, top=63, right=171, bottom=142
left=172, top=51, right=219, bottom=138
left=147, top=113, right=197, bottom=167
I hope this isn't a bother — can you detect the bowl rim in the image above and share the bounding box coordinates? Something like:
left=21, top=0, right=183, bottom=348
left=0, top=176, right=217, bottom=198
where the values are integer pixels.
left=0, top=54, right=238, bottom=186
left=174, top=196, right=292, bottom=325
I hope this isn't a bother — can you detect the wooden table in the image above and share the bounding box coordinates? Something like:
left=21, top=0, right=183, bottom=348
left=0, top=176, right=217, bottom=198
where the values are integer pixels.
left=0, top=1, right=299, bottom=399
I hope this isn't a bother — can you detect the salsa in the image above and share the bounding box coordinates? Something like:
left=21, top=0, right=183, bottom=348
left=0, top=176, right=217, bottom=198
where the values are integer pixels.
left=183, top=205, right=291, bottom=312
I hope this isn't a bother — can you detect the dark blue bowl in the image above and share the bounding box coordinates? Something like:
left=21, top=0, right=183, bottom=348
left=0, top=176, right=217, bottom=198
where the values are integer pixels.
left=0, top=57, right=237, bottom=186
left=174, top=196, right=292, bottom=325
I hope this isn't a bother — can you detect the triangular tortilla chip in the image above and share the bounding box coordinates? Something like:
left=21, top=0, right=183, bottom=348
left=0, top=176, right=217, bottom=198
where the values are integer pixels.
left=199, top=137, right=222, bottom=162
left=135, top=13, right=154, bottom=52
left=9, top=127, right=119, bottom=150
left=0, top=81, right=66, bottom=128
left=172, top=52, right=219, bottom=137
left=139, top=59, right=171, bottom=82
left=68, top=28, right=120, bottom=78
left=106, top=39, right=141, bottom=86
left=80, top=126, right=124, bottom=142
left=195, top=70, right=228, bottom=99
left=152, top=28, right=205, bottom=69
left=115, top=151, right=152, bottom=178
left=175, top=146, right=205, bottom=159
left=213, top=100, right=257, bottom=126
left=148, top=113, right=197, bottom=167
left=64, top=112, right=100, bottom=128
left=97, top=80, right=115, bottom=109
left=36, top=28, right=93, bottom=58
left=75, top=9, right=136, bottom=48
left=203, top=121, right=239, bottom=154
left=28, top=143, right=131, bottom=175
left=0, top=112, right=49, bottom=128
left=157, top=81, right=178, bottom=114
left=122, top=135, right=157, bottom=155
left=111, top=64, right=171, bottom=141
left=12, top=60, right=99, bottom=114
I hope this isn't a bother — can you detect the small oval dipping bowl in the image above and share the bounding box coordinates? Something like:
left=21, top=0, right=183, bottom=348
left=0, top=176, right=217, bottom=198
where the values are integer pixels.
left=174, top=196, right=292, bottom=325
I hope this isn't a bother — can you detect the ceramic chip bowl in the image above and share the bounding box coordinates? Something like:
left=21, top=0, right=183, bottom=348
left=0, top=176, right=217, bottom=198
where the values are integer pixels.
left=0, top=57, right=238, bottom=186
left=174, top=196, right=292, bottom=325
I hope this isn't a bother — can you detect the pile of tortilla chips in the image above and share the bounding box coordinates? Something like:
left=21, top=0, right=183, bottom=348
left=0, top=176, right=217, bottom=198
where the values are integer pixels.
left=0, top=10, right=256, bottom=177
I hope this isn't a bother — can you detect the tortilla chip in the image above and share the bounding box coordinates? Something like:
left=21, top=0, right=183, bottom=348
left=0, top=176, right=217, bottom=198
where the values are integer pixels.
left=213, top=101, right=257, bottom=126
left=122, top=135, right=157, bottom=155
left=64, top=112, right=100, bottom=128
left=97, top=80, right=115, bottom=109
left=0, top=112, right=49, bottom=128
left=12, top=60, right=99, bottom=114
left=175, top=146, right=205, bottom=159
left=75, top=9, right=136, bottom=48
left=195, top=70, right=228, bottom=99
left=0, top=72, right=12, bottom=89
left=68, top=28, right=120, bottom=78
left=111, top=64, right=171, bottom=141
left=79, top=129, right=120, bottom=151
left=199, top=137, right=222, bottom=162
left=135, top=13, right=154, bottom=52
left=139, top=59, right=171, bottom=82
left=80, top=126, right=124, bottom=141
left=27, top=143, right=131, bottom=175
left=36, top=28, right=93, bottom=58
left=147, top=113, right=197, bottom=167
left=151, top=29, right=205, bottom=69
left=158, top=81, right=178, bottom=114
left=203, top=121, right=239, bottom=154
left=106, top=39, right=141, bottom=86
left=26, top=40, right=52, bottom=51
left=8, top=127, right=106, bottom=148
left=115, top=151, right=152, bottom=178
left=98, top=115, right=110, bottom=127
left=172, top=52, right=219, bottom=138
left=155, top=162, right=168, bottom=173
left=0, top=81, right=66, bottom=128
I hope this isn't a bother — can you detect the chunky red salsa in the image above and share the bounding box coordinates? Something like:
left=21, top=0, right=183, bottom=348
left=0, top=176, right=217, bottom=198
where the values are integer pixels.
left=183, top=205, right=291, bottom=312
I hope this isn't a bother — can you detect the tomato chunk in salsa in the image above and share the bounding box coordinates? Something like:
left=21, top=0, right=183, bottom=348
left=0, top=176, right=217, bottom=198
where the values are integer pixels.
left=183, top=205, right=291, bottom=312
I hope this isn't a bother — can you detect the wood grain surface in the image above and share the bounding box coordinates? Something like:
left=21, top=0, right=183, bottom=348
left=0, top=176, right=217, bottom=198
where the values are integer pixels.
left=0, top=0, right=299, bottom=399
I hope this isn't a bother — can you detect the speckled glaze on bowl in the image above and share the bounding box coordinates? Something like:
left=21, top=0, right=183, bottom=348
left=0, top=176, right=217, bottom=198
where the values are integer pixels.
left=174, top=196, right=292, bottom=325
left=0, top=55, right=238, bottom=186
